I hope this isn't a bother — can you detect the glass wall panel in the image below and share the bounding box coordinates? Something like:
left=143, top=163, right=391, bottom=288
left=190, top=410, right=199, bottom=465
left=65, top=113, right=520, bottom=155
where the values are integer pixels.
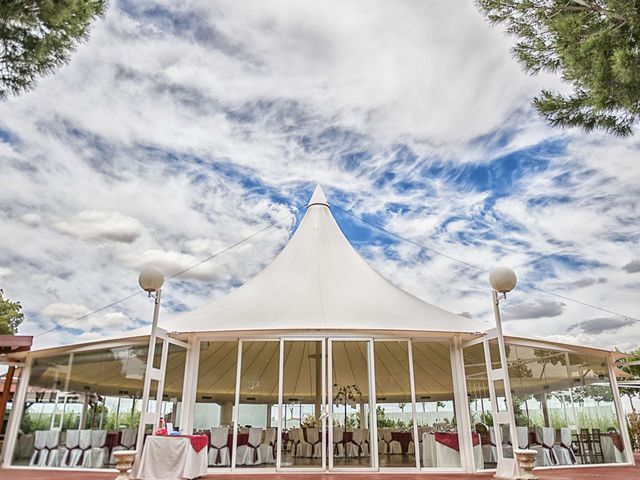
left=331, top=340, right=372, bottom=468
left=505, top=342, right=627, bottom=466
left=374, top=341, right=416, bottom=468
left=161, top=343, right=187, bottom=432
left=12, top=344, right=148, bottom=469
left=412, top=340, right=461, bottom=469
left=194, top=341, right=238, bottom=468
left=463, top=342, right=495, bottom=470
left=235, top=340, right=280, bottom=468
left=281, top=340, right=323, bottom=469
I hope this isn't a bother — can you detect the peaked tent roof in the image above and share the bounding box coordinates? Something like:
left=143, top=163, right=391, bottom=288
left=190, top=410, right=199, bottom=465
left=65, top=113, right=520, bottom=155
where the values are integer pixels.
left=160, top=185, right=485, bottom=335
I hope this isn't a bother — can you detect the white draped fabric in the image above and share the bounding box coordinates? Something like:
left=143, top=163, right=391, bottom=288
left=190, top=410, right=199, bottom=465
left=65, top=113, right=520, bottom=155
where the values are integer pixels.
left=208, top=426, right=230, bottom=467
left=421, top=433, right=483, bottom=470
left=601, top=435, right=626, bottom=464
left=133, top=436, right=207, bottom=480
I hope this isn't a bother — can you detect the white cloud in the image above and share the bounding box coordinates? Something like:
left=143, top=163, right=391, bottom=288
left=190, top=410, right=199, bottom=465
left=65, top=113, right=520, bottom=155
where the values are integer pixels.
left=0, top=0, right=637, bottom=354
left=54, top=210, right=144, bottom=243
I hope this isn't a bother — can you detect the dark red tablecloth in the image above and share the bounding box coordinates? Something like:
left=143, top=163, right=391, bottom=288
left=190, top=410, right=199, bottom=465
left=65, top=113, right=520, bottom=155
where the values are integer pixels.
left=227, top=432, right=249, bottom=450
left=435, top=432, right=460, bottom=451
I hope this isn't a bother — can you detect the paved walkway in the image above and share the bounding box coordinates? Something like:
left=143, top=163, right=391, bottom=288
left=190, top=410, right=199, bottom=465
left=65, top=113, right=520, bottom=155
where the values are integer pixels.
left=1, top=456, right=638, bottom=480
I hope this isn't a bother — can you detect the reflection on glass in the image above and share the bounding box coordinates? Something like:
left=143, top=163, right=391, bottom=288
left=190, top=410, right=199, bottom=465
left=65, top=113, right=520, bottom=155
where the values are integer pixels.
left=12, top=345, right=148, bottom=469
left=161, top=343, right=187, bottom=432
left=281, top=340, right=323, bottom=469
left=194, top=341, right=238, bottom=468
left=331, top=341, right=372, bottom=468
left=412, top=341, right=462, bottom=469
left=463, top=343, right=495, bottom=470
left=235, top=341, right=279, bottom=468
left=374, top=341, right=416, bottom=468
left=505, top=343, right=626, bottom=466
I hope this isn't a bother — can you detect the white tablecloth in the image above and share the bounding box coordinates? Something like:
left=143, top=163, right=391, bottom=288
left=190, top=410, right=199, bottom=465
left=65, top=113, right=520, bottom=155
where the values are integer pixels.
left=601, top=435, right=626, bottom=464
left=133, top=436, right=208, bottom=480
left=421, top=433, right=483, bottom=469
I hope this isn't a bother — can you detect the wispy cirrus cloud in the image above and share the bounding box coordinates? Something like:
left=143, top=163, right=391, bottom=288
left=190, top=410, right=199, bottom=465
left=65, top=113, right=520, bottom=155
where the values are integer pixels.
left=0, top=0, right=637, bottom=351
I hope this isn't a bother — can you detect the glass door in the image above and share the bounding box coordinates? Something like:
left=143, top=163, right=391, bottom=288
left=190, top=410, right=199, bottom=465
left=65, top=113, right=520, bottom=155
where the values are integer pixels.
left=277, top=339, right=326, bottom=471
left=328, top=339, right=375, bottom=471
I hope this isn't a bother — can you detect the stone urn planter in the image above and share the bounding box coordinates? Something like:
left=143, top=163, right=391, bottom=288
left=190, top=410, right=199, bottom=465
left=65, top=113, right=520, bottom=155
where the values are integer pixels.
left=113, top=450, right=137, bottom=480
left=512, top=449, right=538, bottom=480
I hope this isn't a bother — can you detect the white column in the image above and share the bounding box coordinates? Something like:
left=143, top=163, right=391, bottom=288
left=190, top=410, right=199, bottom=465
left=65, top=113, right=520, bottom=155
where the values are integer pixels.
left=1, top=357, right=31, bottom=467
left=608, top=354, right=635, bottom=465
left=178, top=336, right=199, bottom=434
left=450, top=335, right=475, bottom=473
left=220, top=401, right=234, bottom=426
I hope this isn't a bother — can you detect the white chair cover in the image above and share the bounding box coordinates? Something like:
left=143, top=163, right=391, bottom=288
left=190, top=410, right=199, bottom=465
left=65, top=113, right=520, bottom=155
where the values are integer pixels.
left=536, top=427, right=558, bottom=466
left=236, top=427, right=263, bottom=465
left=259, top=427, right=277, bottom=464
left=553, top=427, right=576, bottom=465
left=29, top=431, right=50, bottom=466
left=346, top=428, right=369, bottom=457
left=82, top=430, right=108, bottom=468
left=377, top=428, right=387, bottom=454
left=109, top=429, right=137, bottom=465
left=307, top=427, right=322, bottom=458
left=383, top=429, right=402, bottom=455
left=208, top=426, right=230, bottom=466
left=16, top=432, right=35, bottom=460
left=333, top=427, right=344, bottom=457
left=407, top=430, right=415, bottom=455
left=481, top=428, right=498, bottom=464
left=297, top=428, right=313, bottom=458
left=60, top=429, right=80, bottom=467
left=44, top=430, right=61, bottom=467
left=289, top=428, right=302, bottom=457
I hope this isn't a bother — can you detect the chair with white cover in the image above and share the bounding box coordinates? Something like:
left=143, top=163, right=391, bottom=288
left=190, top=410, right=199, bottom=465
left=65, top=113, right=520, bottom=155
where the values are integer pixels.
left=259, top=427, right=277, bottom=464
left=536, top=427, right=558, bottom=466
left=44, top=430, right=61, bottom=467
left=29, top=430, right=50, bottom=466
left=16, top=432, right=35, bottom=460
left=347, top=428, right=369, bottom=457
left=333, top=427, right=345, bottom=457
left=236, top=427, right=263, bottom=465
left=554, top=428, right=576, bottom=465
left=297, top=428, right=313, bottom=458
left=481, top=428, right=498, bottom=464
left=109, top=429, right=137, bottom=465
left=308, top=428, right=322, bottom=458
left=82, top=430, right=108, bottom=468
left=289, top=428, right=302, bottom=457
left=382, top=429, right=402, bottom=455
left=377, top=428, right=387, bottom=454
left=60, top=430, right=80, bottom=467
left=517, top=427, right=542, bottom=465
left=208, top=426, right=230, bottom=466
left=407, top=431, right=415, bottom=455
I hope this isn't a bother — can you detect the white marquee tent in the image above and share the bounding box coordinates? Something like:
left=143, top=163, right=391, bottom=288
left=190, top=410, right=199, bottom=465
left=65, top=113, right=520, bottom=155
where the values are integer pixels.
left=0, top=186, right=633, bottom=475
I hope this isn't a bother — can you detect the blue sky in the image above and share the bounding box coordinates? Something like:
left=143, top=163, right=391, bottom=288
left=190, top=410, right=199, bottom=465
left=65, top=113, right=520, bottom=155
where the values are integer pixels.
left=0, top=0, right=638, bottom=350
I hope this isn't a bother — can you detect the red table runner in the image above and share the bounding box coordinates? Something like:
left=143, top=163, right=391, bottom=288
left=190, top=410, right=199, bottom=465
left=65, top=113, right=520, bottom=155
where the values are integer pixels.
left=434, top=432, right=479, bottom=451
left=187, top=435, right=208, bottom=453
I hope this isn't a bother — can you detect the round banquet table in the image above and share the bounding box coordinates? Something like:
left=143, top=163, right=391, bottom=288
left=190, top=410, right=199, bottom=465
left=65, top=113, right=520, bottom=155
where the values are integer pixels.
left=133, top=435, right=208, bottom=480
left=422, top=432, right=483, bottom=469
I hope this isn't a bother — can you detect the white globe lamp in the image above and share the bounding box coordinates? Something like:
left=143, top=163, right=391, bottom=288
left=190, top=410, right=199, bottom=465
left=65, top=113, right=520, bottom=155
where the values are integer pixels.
left=138, top=267, right=165, bottom=293
left=489, top=266, right=517, bottom=293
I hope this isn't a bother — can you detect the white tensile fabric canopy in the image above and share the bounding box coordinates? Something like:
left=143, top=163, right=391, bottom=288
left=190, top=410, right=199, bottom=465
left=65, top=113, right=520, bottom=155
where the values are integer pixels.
left=161, top=185, right=483, bottom=335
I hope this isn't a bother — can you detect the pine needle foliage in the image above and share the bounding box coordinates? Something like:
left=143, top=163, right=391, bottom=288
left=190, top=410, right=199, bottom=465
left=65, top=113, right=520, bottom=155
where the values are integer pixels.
left=0, top=0, right=106, bottom=100
left=477, top=0, right=640, bottom=137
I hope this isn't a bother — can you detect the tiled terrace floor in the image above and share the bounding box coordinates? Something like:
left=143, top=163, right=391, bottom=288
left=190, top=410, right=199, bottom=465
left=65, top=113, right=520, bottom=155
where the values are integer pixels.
left=1, top=455, right=638, bottom=480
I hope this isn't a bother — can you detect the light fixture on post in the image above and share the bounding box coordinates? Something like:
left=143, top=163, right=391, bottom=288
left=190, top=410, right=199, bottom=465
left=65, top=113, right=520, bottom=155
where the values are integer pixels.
left=135, top=267, right=165, bottom=455
left=488, top=266, right=521, bottom=479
